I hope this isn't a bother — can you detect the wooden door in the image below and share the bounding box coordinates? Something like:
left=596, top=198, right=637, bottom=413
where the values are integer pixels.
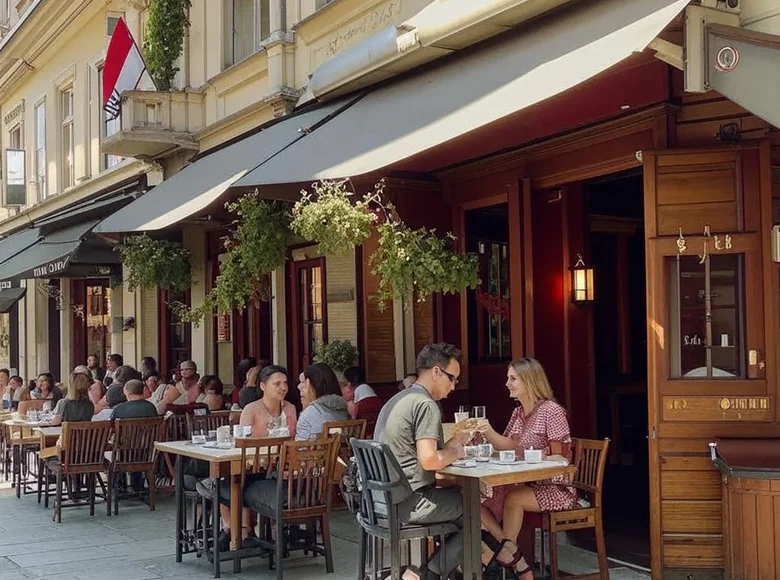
left=644, top=143, right=776, bottom=578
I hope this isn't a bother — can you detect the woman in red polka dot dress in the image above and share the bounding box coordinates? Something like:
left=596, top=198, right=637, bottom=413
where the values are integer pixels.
left=477, top=358, right=576, bottom=580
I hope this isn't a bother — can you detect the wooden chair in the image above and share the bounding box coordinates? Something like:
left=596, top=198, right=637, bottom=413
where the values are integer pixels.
left=526, top=437, right=610, bottom=580
left=43, top=421, right=113, bottom=523
left=189, top=410, right=232, bottom=434
left=323, top=419, right=366, bottom=511
left=106, top=416, right=164, bottom=516
left=197, top=436, right=288, bottom=577
left=17, top=399, right=46, bottom=417
left=253, top=437, right=340, bottom=580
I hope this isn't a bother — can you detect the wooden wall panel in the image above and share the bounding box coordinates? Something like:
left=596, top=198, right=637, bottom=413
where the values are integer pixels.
left=662, top=500, right=722, bottom=534
left=361, top=232, right=396, bottom=384
left=413, top=296, right=434, bottom=357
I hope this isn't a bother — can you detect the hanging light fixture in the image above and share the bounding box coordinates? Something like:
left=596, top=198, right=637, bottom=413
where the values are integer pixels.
left=571, top=253, right=595, bottom=304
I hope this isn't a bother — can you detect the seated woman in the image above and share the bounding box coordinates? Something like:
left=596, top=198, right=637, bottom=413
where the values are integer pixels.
left=208, top=365, right=299, bottom=546
left=34, top=373, right=63, bottom=412
left=295, top=363, right=350, bottom=441
left=478, top=358, right=575, bottom=580
left=238, top=365, right=262, bottom=409
left=49, top=372, right=95, bottom=426
left=240, top=365, right=297, bottom=438
left=197, top=375, right=226, bottom=411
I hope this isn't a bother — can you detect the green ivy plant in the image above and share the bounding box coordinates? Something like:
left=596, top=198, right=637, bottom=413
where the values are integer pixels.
left=291, top=180, right=376, bottom=256
left=314, top=340, right=359, bottom=373
left=116, top=234, right=192, bottom=293
left=185, top=194, right=291, bottom=324
left=144, top=0, right=191, bottom=91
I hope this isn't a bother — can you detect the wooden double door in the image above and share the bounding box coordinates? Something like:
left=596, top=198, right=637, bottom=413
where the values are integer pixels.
left=643, top=142, right=777, bottom=578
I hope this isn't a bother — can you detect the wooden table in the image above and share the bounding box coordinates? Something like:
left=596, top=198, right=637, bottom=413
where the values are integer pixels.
left=155, top=440, right=267, bottom=578
left=3, top=419, right=44, bottom=497
left=439, top=459, right=575, bottom=580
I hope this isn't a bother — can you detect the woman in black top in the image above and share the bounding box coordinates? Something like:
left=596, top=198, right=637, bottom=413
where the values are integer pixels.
left=49, top=372, right=95, bottom=425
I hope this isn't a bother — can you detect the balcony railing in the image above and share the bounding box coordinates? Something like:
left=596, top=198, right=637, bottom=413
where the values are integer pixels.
left=101, top=90, right=204, bottom=159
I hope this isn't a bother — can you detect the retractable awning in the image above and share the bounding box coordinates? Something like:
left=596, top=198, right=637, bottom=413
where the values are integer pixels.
left=93, top=97, right=356, bottom=234
left=0, top=220, right=119, bottom=284
left=235, top=0, right=688, bottom=187
left=0, top=287, right=25, bottom=313
left=0, top=228, right=41, bottom=266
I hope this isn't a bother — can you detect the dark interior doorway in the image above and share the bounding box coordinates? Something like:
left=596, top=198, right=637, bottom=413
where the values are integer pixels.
left=573, top=172, right=650, bottom=569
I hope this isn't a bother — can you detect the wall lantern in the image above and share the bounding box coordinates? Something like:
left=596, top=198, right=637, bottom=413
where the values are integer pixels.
left=571, top=253, right=594, bottom=304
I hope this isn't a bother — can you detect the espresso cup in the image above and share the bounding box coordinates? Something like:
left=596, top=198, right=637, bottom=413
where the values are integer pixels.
left=499, top=450, right=516, bottom=463
left=524, top=448, right=543, bottom=463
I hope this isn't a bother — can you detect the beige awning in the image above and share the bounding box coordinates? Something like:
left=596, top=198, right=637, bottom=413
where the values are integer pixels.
left=235, top=0, right=688, bottom=188
left=93, top=98, right=356, bottom=233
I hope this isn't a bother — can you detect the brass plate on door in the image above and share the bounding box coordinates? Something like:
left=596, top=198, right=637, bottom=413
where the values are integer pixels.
left=663, top=396, right=772, bottom=422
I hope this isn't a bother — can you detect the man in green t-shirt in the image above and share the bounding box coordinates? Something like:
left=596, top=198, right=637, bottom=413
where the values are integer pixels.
left=374, top=342, right=469, bottom=579
left=111, top=379, right=157, bottom=419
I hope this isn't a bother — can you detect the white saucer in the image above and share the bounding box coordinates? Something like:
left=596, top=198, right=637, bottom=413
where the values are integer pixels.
left=452, top=459, right=477, bottom=468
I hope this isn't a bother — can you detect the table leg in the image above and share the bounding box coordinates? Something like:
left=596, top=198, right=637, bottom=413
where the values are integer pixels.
left=213, top=477, right=221, bottom=578
left=175, top=455, right=183, bottom=563
left=13, top=444, right=19, bottom=498
left=461, top=478, right=482, bottom=580
left=230, top=470, right=241, bottom=552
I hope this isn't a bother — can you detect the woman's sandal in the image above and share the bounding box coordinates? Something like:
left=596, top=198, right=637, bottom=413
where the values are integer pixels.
left=481, top=533, right=532, bottom=579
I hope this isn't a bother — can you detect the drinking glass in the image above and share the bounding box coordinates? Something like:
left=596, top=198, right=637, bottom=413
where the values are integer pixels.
left=477, top=443, right=493, bottom=462
left=216, top=425, right=232, bottom=447
left=453, top=411, right=469, bottom=424
left=472, top=406, right=486, bottom=420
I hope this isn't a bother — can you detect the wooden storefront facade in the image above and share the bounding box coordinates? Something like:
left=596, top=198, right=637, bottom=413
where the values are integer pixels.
left=348, top=49, right=778, bottom=579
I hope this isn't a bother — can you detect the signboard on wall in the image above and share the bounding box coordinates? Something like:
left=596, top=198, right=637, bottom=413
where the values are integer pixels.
left=217, top=314, right=231, bottom=342
left=5, top=149, right=26, bottom=206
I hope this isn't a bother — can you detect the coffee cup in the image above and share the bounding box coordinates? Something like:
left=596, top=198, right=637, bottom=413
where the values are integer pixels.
left=499, top=450, right=516, bottom=463
left=524, top=448, right=543, bottom=463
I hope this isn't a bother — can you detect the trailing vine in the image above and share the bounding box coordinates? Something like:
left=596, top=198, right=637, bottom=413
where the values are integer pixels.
left=294, top=179, right=480, bottom=309
left=144, top=0, right=191, bottom=91
left=370, top=219, right=480, bottom=308
left=184, top=194, right=291, bottom=325
left=291, top=180, right=375, bottom=256
left=116, top=234, right=192, bottom=293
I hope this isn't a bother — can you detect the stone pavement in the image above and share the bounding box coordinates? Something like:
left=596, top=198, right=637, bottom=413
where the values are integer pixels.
left=0, top=486, right=648, bottom=580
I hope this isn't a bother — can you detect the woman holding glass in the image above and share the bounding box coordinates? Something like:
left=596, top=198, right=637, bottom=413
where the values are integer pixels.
left=239, top=365, right=297, bottom=438
left=478, top=358, right=575, bottom=580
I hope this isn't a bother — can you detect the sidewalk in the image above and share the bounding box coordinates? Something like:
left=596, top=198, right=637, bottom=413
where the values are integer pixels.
left=0, top=488, right=648, bottom=580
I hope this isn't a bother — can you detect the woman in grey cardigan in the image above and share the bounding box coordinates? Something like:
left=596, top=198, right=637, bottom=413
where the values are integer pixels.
left=295, top=363, right=350, bottom=441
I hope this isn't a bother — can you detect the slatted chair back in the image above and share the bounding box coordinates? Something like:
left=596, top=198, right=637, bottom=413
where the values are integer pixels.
left=164, top=413, right=191, bottom=442
left=112, top=417, right=163, bottom=472
left=235, top=436, right=289, bottom=490
left=323, top=419, right=366, bottom=465
left=60, top=421, right=113, bottom=474
left=189, top=410, right=231, bottom=434
left=351, top=439, right=413, bottom=527
left=571, top=437, right=610, bottom=508
left=278, top=437, right=339, bottom=519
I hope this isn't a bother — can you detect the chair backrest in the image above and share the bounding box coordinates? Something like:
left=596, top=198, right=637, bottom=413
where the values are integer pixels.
left=323, top=419, right=367, bottom=464
left=112, top=417, right=164, bottom=470
left=17, top=399, right=45, bottom=416
left=571, top=437, right=610, bottom=507
left=235, top=436, right=289, bottom=493
left=164, top=412, right=190, bottom=442
left=166, top=402, right=209, bottom=416
left=189, top=410, right=231, bottom=434
left=278, top=437, right=339, bottom=517
left=60, top=421, right=114, bottom=473
left=229, top=410, right=242, bottom=425
left=350, top=439, right=414, bottom=526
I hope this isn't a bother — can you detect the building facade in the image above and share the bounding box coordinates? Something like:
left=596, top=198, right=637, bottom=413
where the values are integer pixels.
left=1, top=0, right=780, bottom=578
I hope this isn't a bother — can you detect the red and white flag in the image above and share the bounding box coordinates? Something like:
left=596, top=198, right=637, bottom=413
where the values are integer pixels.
left=103, top=18, right=156, bottom=121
